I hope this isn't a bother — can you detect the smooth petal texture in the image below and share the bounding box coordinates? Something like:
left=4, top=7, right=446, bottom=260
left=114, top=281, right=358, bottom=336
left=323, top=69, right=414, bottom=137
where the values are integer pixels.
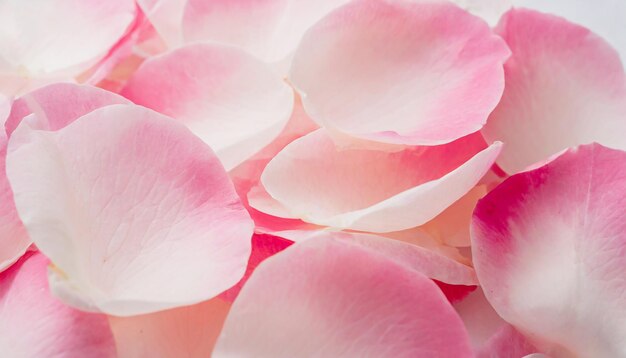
left=182, top=0, right=351, bottom=64
left=289, top=0, right=510, bottom=145
left=513, top=0, right=626, bottom=62
left=122, top=43, right=294, bottom=170
left=477, top=325, right=541, bottom=358
left=482, top=9, right=626, bottom=174
left=471, top=144, right=626, bottom=357
left=5, top=83, right=130, bottom=136
left=214, top=236, right=473, bottom=357
left=258, top=129, right=501, bottom=232
left=454, top=288, right=507, bottom=350
left=109, top=297, right=230, bottom=358
left=0, top=252, right=116, bottom=357
left=6, top=104, right=253, bottom=316
left=137, top=0, right=187, bottom=47
left=0, top=0, right=136, bottom=91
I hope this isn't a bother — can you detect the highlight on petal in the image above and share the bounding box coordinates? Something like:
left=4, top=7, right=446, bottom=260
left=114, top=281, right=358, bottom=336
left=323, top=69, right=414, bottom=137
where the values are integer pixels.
left=257, top=129, right=501, bottom=232
left=213, top=236, right=473, bottom=357
left=289, top=0, right=510, bottom=145
left=481, top=8, right=626, bottom=174
left=121, top=43, right=294, bottom=170
left=0, top=0, right=136, bottom=86
left=471, top=144, right=626, bottom=357
left=477, top=325, right=542, bottom=358
left=137, top=0, right=187, bottom=47
left=513, top=0, right=626, bottom=62
left=5, top=83, right=130, bottom=136
left=6, top=104, right=254, bottom=316
left=109, top=297, right=230, bottom=358
left=0, top=252, right=116, bottom=357
left=182, top=0, right=351, bottom=64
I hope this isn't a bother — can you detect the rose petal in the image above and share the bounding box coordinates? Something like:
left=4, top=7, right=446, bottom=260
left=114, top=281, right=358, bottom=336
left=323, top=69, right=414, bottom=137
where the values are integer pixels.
left=0, top=0, right=136, bottom=92
left=136, top=0, right=187, bottom=48
left=0, top=252, right=115, bottom=357
left=121, top=43, right=294, bottom=170
left=109, top=297, right=230, bottom=357
left=471, top=143, right=626, bottom=356
left=289, top=0, right=510, bottom=145
left=454, top=288, right=507, bottom=349
left=513, top=0, right=626, bottom=62
left=213, top=236, right=473, bottom=357
left=5, top=83, right=130, bottom=136
left=477, top=325, right=542, bottom=358
left=6, top=104, right=253, bottom=316
left=481, top=9, right=626, bottom=174
left=258, top=129, right=501, bottom=232
left=182, top=0, right=352, bottom=64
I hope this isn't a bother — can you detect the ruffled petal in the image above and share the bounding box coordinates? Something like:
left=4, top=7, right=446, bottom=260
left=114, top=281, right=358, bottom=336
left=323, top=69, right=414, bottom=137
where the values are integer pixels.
left=258, top=129, right=501, bottom=232
left=6, top=104, right=253, bottom=316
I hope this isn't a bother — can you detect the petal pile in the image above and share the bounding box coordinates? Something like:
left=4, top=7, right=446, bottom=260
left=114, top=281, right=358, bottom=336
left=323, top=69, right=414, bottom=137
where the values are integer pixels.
left=1, top=0, right=625, bottom=356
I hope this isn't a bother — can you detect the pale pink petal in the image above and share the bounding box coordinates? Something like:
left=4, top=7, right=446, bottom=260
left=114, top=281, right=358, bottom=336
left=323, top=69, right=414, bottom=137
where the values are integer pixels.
left=472, top=143, right=626, bottom=356
left=289, top=0, right=510, bottom=145
left=5, top=83, right=130, bottom=136
left=482, top=9, right=626, bottom=174
left=420, top=185, right=488, bottom=247
left=122, top=43, right=294, bottom=170
left=182, top=0, right=351, bottom=64
left=513, top=0, right=626, bottom=62
left=6, top=104, right=253, bottom=316
left=0, top=252, right=115, bottom=357
left=110, top=297, right=230, bottom=358
left=213, top=236, right=473, bottom=357
left=454, top=288, right=507, bottom=349
left=136, top=0, right=187, bottom=47
left=257, top=129, right=501, bottom=232
left=477, top=325, right=542, bottom=358
left=0, top=0, right=136, bottom=90
left=0, top=135, right=29, bottom=272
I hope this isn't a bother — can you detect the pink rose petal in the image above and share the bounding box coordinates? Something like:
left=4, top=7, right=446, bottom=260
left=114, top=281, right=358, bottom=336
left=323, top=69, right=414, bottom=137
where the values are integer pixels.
left=472, top=143, right=626, bottom=356
left=6, top=104, right=253, bottom=316
left=213, top=236, right=473, bottom=357
left=0, top=252, right=115, bottom=357
left=258, top=129, right=501, bottom=232
left=289, top=0, right=510, bottom=145
left=482, top=9, right=626, bottom=174
left=182, top=0, right=352, bottom=64
left=110, top=297, right=231, bottom=357
left=122, top=43, right=294, bottom=170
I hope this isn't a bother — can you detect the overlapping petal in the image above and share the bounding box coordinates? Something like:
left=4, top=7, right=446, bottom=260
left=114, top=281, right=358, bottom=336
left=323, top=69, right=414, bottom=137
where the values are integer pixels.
left=213, top=236, right=473, bottom=357
left=289, top=0, right=510, bottom=145
left=6, top=104, right=253, bottom=316
left=0, top=252, right=116, bottom=357
left=109, top=297, right=230, bottom=358
left=0, top=0, right=136, bottom=95
left=471, top=144, right=626, bottom=356
left=257, top=129, right=501, bottom=232
left=482, top=9, right=626, bottom=173
left=122, top=43, right=294, bottom=170
left=182, top=0, right=352, bottom=64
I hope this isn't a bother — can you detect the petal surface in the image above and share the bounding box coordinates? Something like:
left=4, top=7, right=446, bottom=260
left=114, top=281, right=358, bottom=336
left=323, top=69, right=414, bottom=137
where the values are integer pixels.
left=0, top=0, right=136, bottom=77
left=5, top=83, right=130, bottom=136
left=289, top=0, right=510, bottom=145
left=6, top=104, right=253, bottom=316
left=121, top=43, right=294, bottom=170
left=258, top=129, right=501, bottom=232
left=482, top=9, right=626, bottom=174
left=471, top=144, right=626, bottom=357
left=0, top=252, right=115, bottom=357
left=214, top=236, right=473, bottom=357
left=513, top=0, right=626, bottom=62
left=182, top=0, right=351, bottom=64
left=110, top=297, right=230, bottom=358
